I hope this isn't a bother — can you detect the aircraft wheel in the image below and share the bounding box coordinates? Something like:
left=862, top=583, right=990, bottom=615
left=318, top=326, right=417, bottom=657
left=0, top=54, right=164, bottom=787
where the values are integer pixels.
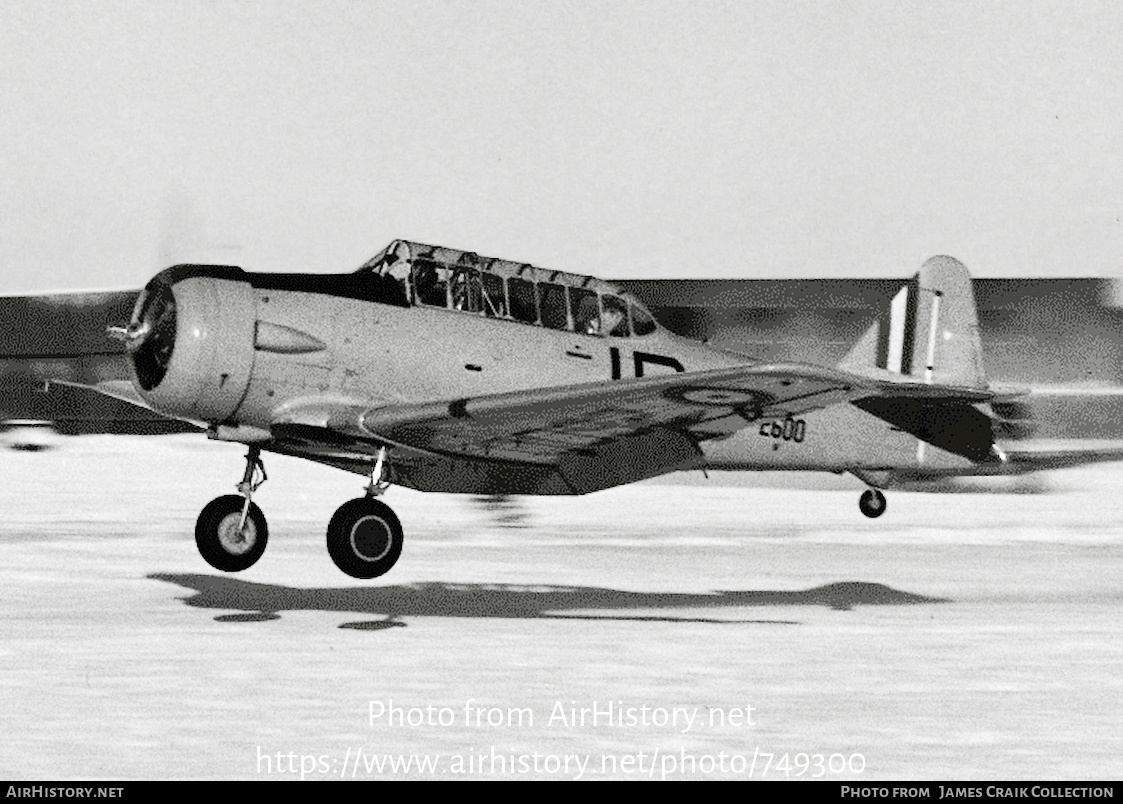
left=859, top=489, right=887, bottom=519
left=327, top=498, right=403, bottom=579
left=195, top=494, right=269, bottom=572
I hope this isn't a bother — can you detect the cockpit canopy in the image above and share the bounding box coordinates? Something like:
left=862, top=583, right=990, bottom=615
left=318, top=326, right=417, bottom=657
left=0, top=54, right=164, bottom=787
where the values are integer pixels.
left=356, top=240, right=658, bottom=337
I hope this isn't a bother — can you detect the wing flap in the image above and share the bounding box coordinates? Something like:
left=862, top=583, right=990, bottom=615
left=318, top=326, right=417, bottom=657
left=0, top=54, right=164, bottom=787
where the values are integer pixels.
left=555, top=427, right=703, bottom=494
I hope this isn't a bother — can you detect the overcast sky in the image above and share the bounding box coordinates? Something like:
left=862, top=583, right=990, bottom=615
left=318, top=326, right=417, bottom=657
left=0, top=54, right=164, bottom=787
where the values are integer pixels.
left=2, top=1, right=1122, bottom=292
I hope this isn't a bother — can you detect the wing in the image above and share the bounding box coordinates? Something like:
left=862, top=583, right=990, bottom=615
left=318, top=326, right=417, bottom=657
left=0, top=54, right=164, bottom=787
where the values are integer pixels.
left=274, top=363, right=991, bottom=495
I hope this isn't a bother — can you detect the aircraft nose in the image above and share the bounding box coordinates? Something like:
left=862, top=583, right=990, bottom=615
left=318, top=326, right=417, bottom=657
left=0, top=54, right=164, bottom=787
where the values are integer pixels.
left=128, top=278, right=178, bottom=391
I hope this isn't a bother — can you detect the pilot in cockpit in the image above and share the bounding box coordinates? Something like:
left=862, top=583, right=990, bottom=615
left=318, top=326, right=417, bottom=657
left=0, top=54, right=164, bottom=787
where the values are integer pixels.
left=413, top=260, right=446, bottom=307
left=600, top=305, right=625, bottom=336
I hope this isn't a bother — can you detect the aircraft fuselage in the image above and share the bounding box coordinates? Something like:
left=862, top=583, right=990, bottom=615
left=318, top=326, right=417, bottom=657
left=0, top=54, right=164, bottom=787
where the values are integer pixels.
left=139, top=270, right=972, bottom=483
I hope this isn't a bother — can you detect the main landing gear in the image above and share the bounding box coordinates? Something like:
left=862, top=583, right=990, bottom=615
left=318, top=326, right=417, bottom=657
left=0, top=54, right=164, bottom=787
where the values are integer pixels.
left=858, top=488, right=887, bottom=519
left=325, top=448, right=404, bottom=579
left=193, top=446, right=404, bottom=579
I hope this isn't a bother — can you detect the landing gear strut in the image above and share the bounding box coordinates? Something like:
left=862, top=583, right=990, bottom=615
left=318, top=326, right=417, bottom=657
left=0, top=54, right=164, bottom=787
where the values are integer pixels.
left=195, top=447, right=269, bottom=572
left=326, top=447, right=404, bottom=579
left=858, top=488, right=887, bottom=519
left=192, top=445, right=406, bottom=579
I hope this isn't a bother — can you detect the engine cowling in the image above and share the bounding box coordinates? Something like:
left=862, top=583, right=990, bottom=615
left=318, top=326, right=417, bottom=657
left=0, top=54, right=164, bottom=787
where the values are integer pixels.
left=128, top=265, right=257, bottom=424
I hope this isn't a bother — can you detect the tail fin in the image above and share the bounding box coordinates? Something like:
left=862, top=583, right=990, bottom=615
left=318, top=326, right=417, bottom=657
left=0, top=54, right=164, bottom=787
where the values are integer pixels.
left=840, top=255, right=988, bottom=390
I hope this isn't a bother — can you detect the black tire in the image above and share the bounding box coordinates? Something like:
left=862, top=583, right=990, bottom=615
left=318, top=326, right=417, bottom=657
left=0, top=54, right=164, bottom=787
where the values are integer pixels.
left=326, top=498, right=403, bottom=579
left=859, top=489, right=887, bottom=519
left=195, top=494, right=269, bottom=572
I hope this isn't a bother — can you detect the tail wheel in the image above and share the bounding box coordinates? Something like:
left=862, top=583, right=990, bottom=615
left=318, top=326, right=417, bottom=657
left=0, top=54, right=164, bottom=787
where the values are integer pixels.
left=859, top=489, right=887, bottom=519
left=327, top=498, right=403, bottom=579
left=196, top=494, right=269, bottom=572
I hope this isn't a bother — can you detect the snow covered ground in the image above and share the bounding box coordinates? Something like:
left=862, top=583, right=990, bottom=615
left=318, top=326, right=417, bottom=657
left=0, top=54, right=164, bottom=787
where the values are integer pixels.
left=1, top=436, right=1121, bottom=779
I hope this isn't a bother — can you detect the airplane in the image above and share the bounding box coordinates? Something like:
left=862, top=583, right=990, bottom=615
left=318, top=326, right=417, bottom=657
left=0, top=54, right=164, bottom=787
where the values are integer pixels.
left=4, top=240, right=1116, bottom=579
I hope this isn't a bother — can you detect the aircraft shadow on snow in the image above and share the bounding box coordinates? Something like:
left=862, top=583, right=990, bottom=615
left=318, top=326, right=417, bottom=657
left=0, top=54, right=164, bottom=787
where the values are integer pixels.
left=149, top=573, right=948, bottom=630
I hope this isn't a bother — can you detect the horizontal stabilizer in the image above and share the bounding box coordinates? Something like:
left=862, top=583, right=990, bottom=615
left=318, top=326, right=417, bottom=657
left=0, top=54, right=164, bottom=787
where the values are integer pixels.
left=852, top=397, right=994, bottom=462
